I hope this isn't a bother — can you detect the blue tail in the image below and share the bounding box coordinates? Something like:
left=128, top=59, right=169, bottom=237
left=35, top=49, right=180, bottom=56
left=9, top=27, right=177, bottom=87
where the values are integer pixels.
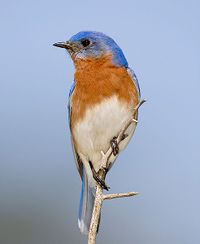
left=78, top=167, right=96, bottom=234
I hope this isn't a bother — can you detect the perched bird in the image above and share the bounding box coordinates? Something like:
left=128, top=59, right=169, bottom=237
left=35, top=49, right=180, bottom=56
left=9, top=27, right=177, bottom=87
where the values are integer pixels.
left=53, top=31, right=140, bottom=234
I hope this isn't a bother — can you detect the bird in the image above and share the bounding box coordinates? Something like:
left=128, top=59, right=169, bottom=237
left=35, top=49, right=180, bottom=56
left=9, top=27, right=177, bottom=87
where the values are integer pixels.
left=53, top=31, right=140, bottom=234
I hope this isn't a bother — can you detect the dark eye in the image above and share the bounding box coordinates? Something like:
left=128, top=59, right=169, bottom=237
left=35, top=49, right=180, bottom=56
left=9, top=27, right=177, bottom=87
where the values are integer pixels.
left=81, top=39, right=90, bottom=47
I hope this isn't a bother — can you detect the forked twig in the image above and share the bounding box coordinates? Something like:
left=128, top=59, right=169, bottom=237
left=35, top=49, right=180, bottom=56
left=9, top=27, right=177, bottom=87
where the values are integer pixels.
left=88, top=99, right=146, bottom=244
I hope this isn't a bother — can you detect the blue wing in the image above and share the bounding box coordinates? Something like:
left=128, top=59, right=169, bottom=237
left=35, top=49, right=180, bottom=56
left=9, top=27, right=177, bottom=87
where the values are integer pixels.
left=127, top=67, right=141, bottom=97
left=68, top=81, right=83, bottom=178
left=68, top=80, right=75, bottom=124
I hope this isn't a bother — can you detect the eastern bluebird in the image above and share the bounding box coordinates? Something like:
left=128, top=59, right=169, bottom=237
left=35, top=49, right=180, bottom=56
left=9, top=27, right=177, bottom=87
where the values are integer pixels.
left=53, top=31, right=140, bottom=234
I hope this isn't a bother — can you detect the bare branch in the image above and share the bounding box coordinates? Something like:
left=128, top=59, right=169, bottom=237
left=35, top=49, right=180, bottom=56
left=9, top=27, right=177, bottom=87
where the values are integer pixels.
left=88, top=99, right=146, bottom=244
left=103, top=192, right=139, bottom=200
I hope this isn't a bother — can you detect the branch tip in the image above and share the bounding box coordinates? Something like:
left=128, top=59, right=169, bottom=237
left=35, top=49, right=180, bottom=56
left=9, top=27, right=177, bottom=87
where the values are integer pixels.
left=103, top=191, right=139, bottom=200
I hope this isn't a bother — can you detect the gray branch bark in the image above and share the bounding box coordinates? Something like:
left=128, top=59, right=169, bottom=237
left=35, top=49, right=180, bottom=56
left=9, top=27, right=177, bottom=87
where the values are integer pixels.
left=88, top=100, right=146, bottom=244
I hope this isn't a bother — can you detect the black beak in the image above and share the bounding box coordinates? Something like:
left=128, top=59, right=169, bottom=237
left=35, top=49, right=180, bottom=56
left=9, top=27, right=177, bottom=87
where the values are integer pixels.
left=53, top=41, right=72, bottom=49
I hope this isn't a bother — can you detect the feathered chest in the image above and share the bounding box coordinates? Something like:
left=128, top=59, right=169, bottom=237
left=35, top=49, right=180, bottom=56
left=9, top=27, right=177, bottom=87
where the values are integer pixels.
left=70, top=62, right=139, bottom=128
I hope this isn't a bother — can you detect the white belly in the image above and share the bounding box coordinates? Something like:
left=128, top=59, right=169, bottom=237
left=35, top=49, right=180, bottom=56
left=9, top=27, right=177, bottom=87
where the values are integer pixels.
left=73, top=95, right=136, bottom=171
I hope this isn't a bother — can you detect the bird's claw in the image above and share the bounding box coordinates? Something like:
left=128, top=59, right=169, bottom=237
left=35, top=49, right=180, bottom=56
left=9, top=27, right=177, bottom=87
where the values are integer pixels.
left=110, top=136, right=119, bottom=156
left=89, top=161, right=110, bottom=191
left=95, top=176, right=110, bottom=191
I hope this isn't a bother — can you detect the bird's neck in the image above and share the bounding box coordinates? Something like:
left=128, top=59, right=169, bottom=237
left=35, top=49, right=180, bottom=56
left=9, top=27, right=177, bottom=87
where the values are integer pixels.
left=74, top=54, right=114, bottom=71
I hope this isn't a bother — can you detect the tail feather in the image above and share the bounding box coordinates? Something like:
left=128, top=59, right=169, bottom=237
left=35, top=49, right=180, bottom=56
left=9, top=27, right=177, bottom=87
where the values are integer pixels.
left=78, top=167, right=96, bottom=235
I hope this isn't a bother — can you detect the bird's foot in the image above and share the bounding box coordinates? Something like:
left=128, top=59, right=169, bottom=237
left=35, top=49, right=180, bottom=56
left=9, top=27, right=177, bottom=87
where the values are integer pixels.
left=89, top=161, right=110, bottom=191
left=121, top=133, right=128, bottom=141
left=94, top=174, right=110, bottom=191
left=110, top=136, right=119, bottom=156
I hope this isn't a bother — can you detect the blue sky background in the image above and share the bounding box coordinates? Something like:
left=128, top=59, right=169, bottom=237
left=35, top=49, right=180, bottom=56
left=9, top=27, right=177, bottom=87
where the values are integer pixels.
left=1, top=0, right=200, bottom=243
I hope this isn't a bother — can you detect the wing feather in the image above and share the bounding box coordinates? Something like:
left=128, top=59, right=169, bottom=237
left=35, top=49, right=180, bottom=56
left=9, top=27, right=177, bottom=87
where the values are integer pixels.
left=68, top=81, right=83, bottom=179
left=127, top=67, right=141, bottom=98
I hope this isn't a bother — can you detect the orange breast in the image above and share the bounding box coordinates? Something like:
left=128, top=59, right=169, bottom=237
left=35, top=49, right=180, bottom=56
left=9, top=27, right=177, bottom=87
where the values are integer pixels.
left=71, top=54, right=139, bottom=127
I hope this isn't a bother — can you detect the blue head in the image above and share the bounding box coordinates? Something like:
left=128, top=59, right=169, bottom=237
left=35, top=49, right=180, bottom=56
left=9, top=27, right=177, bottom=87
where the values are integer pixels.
left=53, top=31, right=128, bottom=68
